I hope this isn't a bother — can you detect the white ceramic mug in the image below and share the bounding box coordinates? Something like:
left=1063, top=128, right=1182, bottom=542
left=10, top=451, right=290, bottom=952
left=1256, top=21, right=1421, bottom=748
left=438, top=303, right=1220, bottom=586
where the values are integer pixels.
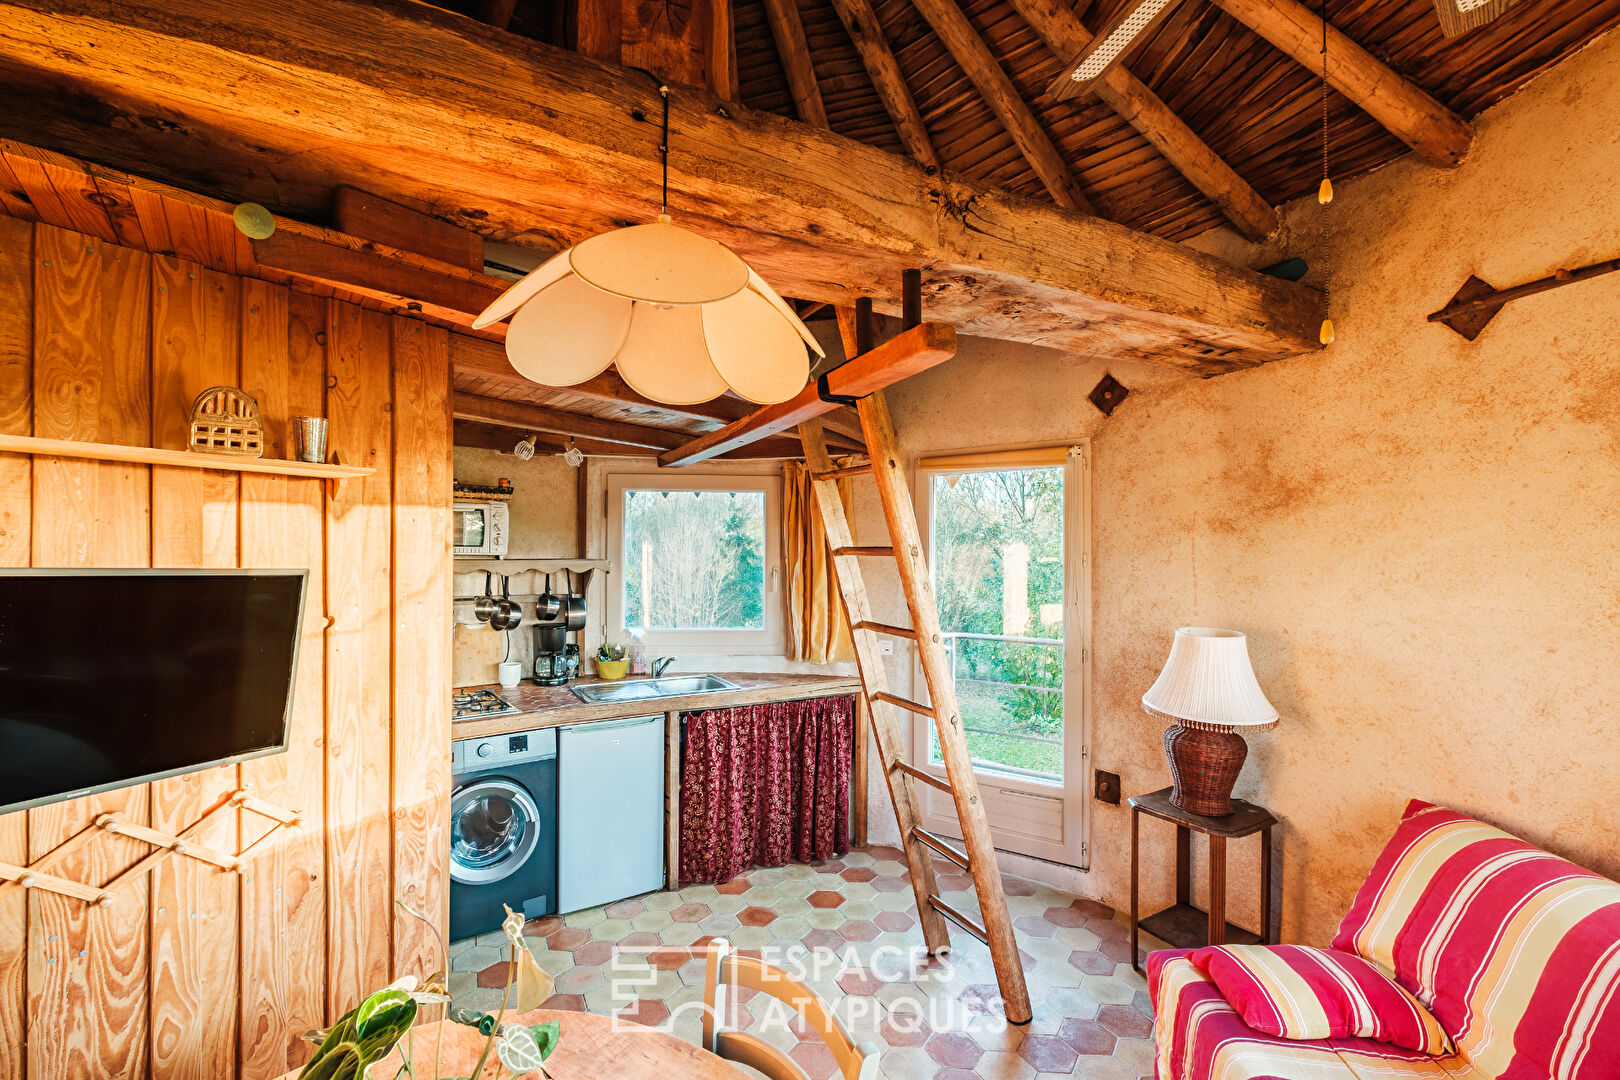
left=497, top=661, right=523, bottom=689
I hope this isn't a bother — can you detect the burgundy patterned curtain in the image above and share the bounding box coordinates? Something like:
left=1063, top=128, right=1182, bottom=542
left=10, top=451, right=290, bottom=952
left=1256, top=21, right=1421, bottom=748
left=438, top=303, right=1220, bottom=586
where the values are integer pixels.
left=679, top=696, right=854, bottom=883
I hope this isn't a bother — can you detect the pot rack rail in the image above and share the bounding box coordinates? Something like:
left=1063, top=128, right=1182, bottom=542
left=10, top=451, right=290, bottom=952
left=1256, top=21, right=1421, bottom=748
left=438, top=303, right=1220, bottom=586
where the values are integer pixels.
left=0, top=788, right=301, bottom=906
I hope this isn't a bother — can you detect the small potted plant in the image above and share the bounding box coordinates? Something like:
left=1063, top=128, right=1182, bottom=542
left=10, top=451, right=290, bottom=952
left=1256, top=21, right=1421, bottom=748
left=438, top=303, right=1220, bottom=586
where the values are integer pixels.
left=298, top=902, right=561, bottom=1080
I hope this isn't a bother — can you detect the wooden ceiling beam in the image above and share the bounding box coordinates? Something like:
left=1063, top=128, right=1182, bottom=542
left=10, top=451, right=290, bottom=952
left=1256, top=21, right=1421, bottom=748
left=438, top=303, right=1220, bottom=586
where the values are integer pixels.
left=661, top=322, right=956, bottom=466
left=1008, top=0, right=1278, bottom=240
left=1209, top=0, right=1473, bottom=168
left=0, top=0, right=1323, bottom=369
left=905, top=0, right=1093, bottom=212
left=453, top=419, right=808, bottom=459
left=825, top=0, right=942, bottom=170
left=452, top=392, right=695, bottom=449
left=760, top=0, right=829, bottom=127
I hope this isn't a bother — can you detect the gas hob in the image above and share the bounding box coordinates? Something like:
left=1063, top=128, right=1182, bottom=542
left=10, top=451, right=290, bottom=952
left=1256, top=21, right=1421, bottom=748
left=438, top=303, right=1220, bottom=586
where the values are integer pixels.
left=452, top=689, right=520, bottom=721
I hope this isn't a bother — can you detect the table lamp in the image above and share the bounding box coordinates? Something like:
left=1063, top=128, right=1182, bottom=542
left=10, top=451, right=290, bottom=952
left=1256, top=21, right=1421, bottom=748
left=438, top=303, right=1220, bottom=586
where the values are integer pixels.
left=1141, top=627, right=1278, bottom=817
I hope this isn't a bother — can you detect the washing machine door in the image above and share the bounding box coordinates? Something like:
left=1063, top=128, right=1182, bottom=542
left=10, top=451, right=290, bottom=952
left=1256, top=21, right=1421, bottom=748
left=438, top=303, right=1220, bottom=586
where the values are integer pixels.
left=450, top=777, right=541, bottom=886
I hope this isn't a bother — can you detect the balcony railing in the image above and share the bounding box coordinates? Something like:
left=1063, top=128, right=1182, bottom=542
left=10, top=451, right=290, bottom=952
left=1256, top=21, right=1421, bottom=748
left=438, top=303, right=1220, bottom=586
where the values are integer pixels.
left=934, top=631, right=1064, bottom=779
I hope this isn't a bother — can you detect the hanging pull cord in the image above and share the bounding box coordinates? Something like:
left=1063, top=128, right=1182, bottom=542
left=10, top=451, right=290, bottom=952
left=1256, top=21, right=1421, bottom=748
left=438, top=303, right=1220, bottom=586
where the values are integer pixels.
left=660, top=84, right=671, bottom=218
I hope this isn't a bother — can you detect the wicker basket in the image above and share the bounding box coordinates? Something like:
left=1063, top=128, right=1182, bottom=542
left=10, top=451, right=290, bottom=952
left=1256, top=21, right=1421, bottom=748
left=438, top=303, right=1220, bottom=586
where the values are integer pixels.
left=188, top=385, right=264, bottom=458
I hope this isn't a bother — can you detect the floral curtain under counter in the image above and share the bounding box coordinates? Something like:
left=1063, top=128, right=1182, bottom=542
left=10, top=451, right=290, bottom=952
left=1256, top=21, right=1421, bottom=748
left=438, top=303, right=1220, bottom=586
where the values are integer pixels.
left=679, top=696, right=855, bottom=883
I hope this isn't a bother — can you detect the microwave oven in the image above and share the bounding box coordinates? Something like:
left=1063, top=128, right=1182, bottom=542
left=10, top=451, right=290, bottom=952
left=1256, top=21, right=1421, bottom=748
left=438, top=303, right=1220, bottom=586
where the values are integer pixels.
left=453, top=500, right=509, bottom=557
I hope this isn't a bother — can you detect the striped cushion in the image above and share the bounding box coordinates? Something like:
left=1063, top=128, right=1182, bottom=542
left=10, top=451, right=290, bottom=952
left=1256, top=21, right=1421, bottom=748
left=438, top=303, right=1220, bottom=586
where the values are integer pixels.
left=1332, top=800, right=1620, bottom=1079
left=1190, top=944, right=1453, bottom=1053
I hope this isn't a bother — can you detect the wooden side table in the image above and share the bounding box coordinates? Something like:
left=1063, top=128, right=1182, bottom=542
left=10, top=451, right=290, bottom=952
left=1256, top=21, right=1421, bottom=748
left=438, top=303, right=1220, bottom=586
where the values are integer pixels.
left=1129, top=787, right=1275, bottom=971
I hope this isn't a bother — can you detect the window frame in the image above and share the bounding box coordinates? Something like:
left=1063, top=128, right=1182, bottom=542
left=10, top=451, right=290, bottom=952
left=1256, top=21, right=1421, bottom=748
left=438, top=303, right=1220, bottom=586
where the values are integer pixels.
left=604, top=471, right=786, bottom=656
left=910, top=443, right=1093, bottom=869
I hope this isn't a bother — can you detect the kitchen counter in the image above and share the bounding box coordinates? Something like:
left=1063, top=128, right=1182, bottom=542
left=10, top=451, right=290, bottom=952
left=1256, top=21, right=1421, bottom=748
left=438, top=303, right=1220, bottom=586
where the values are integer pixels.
left=451, top=671, right=863, bottom=740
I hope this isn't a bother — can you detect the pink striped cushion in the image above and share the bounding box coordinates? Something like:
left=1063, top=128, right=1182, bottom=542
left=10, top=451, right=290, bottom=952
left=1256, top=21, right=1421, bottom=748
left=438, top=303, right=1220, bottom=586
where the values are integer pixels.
left=1191, top=944, right=1454, bottom=1054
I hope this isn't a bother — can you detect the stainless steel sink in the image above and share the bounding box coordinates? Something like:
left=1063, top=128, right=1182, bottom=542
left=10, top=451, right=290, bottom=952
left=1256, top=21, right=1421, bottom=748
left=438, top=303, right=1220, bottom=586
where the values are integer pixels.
left=571, top=674, right=740, bottom=704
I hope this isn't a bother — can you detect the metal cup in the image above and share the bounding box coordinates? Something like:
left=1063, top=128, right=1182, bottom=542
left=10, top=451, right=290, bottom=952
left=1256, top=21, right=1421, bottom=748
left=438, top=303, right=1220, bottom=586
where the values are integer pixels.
left=292, top=416, right=329, bottom=464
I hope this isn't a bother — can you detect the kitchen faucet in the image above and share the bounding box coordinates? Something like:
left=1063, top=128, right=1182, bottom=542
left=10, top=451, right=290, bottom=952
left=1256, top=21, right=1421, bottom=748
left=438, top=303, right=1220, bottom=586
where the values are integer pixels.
left=652, top=657, right=676, bottom=677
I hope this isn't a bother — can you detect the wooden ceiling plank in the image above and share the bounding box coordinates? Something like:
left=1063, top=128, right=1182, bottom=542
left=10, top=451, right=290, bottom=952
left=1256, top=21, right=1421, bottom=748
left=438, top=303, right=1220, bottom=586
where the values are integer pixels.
left=825, top=0, right=944, bottom=168
left=452, top=391, right=697, bottom=449
left=904, top=0, right=1093, bottom=211
left=0, top=0, right=1323, bottom=367
left=2, top=143, right=113, bottom=241
left=332, top=186, right=485, bottom=272
left=761, top=0, right=831, bottom=126
left=1009, top=0, right=1276, bottom=238
left=660, top=321, right=954, bottom=466
left=1208, top=0, right=1473, bottom=168
left=477, top=0, right=518, bottom=30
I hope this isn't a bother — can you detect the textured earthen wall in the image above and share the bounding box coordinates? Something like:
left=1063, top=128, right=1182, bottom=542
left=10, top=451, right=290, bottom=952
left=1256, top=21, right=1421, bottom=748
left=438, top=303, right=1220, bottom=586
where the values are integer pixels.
left=882, top=27, right=1620, bottom=945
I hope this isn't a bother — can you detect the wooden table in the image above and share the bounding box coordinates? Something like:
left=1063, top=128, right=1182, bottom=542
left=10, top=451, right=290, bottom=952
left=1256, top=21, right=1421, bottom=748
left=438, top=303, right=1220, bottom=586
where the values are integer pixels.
left=1129, top=787, right=1275, bottom=972
left=275, top=1009, right=743, bottom=1080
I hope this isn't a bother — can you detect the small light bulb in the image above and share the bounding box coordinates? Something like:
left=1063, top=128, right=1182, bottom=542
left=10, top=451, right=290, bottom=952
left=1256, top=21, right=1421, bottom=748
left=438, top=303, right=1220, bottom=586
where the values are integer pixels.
left=1319, top=318, right=1336, bottom=345
left=1318, top=177, right=1334, bottom=205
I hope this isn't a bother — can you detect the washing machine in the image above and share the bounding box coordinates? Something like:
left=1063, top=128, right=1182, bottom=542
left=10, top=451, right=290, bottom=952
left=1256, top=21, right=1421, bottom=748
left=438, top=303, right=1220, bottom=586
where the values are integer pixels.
left=449, top=727, right=558, bottom=942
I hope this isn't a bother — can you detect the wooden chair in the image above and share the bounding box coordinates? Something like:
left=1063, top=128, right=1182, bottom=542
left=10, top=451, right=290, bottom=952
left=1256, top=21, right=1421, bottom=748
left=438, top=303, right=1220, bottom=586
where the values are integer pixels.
left=701, top=938, right=881, bottom=1080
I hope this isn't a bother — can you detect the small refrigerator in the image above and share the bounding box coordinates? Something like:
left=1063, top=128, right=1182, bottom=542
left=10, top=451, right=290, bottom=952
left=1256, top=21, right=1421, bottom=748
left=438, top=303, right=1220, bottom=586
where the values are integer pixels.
left=557, top=714, right=666, bottom=912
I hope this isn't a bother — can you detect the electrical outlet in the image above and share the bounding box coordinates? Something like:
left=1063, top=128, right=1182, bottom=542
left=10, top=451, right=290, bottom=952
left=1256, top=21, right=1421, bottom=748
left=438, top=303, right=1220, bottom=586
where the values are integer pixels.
left=1093, top=770, right=1121, bottom=805
left=878, top=639, right=894, bottom=655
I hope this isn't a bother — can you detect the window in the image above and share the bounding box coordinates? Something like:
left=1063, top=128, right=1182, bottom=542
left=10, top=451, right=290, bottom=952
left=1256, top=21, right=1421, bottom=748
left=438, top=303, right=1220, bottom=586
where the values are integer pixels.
left=912, top=445, right=1092, bottom=867
left=605, top=473, right=784, bottom=654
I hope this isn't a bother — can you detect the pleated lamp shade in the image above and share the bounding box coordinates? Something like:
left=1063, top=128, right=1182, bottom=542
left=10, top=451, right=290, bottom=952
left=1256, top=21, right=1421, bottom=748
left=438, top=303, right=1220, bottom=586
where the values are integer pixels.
left=472, top=216, right=824, bottom=406
left=1141, top=628, right=1278, bottom=732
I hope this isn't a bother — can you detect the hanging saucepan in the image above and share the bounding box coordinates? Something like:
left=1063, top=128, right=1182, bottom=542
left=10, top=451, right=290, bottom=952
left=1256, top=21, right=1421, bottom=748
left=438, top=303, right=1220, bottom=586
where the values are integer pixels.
left=490, top=574, right=523, bottom=631
left=562, top=569, right=587, bottom=632
left=535, top=572, right=562, bottom=622
left=472, top=570, right=498, bottom=624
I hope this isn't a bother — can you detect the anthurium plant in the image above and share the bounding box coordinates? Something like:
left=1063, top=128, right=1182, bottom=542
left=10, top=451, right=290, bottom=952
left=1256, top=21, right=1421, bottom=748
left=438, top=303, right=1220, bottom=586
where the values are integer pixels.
left=299, top=902, right=561, bottom=1080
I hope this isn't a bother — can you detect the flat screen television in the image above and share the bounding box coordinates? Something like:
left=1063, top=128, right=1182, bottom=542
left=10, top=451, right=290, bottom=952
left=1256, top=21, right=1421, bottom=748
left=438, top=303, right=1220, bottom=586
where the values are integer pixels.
left=0, top=569, right=307, bottom=815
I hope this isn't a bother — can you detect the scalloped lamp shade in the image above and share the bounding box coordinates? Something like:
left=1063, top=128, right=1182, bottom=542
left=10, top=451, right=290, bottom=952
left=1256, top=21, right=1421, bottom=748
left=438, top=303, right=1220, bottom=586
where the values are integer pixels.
left=1142, top=627, right=1278, bottom=817
left=473, top=216, right=824, bottom=406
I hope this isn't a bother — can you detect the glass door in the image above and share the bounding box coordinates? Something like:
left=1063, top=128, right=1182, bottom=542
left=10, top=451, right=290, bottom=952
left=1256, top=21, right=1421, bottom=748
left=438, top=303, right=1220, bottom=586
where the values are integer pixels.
left=912, top=446, right=1090, bottom=866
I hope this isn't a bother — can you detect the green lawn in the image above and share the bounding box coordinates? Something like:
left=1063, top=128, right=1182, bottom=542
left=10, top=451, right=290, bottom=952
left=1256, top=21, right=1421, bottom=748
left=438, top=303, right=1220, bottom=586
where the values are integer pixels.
left=937, top=680, right=1064, bottom=777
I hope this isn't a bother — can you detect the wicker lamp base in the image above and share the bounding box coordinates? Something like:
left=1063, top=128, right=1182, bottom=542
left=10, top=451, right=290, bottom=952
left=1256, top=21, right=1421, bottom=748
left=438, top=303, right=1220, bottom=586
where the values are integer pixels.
left=1163, top=724, right=1248, bottom=817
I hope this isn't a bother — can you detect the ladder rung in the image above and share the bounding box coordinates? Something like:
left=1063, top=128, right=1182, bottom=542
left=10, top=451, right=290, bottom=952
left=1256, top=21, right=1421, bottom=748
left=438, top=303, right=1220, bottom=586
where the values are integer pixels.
left=813, top=463, right=872, bottom=481
left=911, top=827, right=971, bottom=870
left=928, top=895, right=990, bottom=944
left=892, top=760, right=953, bottom=794
left=832, top=546, right=895, bottom=557
left=854, top=620, right=918, bottom=640
left=873, top=691, right=935, bottom=718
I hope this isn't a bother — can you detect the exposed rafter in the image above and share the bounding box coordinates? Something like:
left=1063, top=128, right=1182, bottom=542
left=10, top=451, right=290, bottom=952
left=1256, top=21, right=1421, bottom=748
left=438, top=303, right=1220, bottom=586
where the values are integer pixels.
left=825, top=0, right=942, bottom=169
left=905, top=0, right=1094, bottom=212
left=451, top=392, right=699, bottom=449
left=1209, top=0, right=1473, bottom=168
left=761, top=0, right=829, bottom=127
left=1008, top=0, right=1278, bottom=240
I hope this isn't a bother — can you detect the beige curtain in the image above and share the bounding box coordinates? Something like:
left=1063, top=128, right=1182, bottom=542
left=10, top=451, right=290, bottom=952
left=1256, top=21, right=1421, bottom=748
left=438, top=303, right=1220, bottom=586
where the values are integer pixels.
left=783, top=461, right=856, bottom=664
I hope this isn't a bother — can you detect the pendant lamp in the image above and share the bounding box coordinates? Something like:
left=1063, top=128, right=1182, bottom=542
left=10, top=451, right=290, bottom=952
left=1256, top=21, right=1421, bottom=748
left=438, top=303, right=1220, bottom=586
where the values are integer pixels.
left=472, top=86, right=824, bottom=405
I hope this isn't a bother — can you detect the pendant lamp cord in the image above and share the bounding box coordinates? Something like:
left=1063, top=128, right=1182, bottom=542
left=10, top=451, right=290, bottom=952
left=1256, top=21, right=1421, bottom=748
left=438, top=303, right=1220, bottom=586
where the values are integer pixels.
left=1320, top=0, right=1332, bottom=339
left=660, top=84, right=671, bottom=216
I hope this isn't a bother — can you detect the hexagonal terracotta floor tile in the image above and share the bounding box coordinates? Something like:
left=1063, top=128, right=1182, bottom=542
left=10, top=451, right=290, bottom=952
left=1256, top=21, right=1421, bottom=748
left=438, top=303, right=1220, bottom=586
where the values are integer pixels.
left=539, top=993, right=585, bottom=1012
left=865, top=845, right=906, bottom=861
left=1042, top=904, right=1088, bottom=927
left=668, top=903, right=711, bottom=923
left=1073, top=897, right=1115, bottom=919
left=618, top=931, right=661, bottom=949
left=1012, top=915, right=1055, bottom=937
left=1099, top=935, right=1135, bottom=963
left=789, top=1040, right=838, bottom=1080
left=838, top=919, right=880, bottom=942
left=925, top=1031, right=983, bottom=1069
left=1017, top=1034, right=1079, bottom=1072
left=801, top=928, right=845, bottom=951
left=1001, top=877, right=1037, bottom=896
left=878, top=1013, right=931, bottom=1047
left=1097, top=1003, right=1153, bottom=1039
left=956, top=984, right=1005, bottom=1017
left=937, top=873, right=974, bottom=893
left=571, top=940, right=613, bottom=967
left=547, top=927, right=590, bottom=951
left=840, top=866, right=877, bottom=883
left=616, top=998, right=670, bottom=1028
left=714, top=878, right=751, bottom=895
left=870, top=876, right=912, bottom=893
left=523, top=915, right=563, bottom=937
left=647, top=946, right=691, bottom=970
left=476, top=960, right=513, bottom=989
left=1068, top=949, right=1115, bottom=975
left=1056, top=1016, right=1117, bottom=1055
left=873, top=910, right=916, bottom=932
left=604, top=898, right=644, bottom=920
left=836, top=968, right=885, bottom=996
left=737, top=906, right=776, bottom=927
left=1087, top=917, right=1129, bottom=941
left=806, top=890, right=845, bottom=909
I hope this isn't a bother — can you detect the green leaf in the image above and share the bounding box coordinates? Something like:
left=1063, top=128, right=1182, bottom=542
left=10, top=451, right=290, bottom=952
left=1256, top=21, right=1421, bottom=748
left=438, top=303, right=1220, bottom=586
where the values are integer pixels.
left=531, top=1021, right=562, bottom=1061
left=497, top=1025, right=545, bottom=1074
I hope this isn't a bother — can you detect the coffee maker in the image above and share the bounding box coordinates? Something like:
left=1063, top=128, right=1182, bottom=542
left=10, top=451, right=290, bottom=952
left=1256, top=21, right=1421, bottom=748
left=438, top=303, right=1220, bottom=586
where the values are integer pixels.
left=532, top=571, right=586, bottom=686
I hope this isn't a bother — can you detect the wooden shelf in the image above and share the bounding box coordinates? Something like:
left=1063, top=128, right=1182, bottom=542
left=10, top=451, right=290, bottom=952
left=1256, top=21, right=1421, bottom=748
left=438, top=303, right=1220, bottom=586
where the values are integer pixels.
left=0, top=434, right=375, bottom=479
left=1138, top=903, right=1263, bottom=949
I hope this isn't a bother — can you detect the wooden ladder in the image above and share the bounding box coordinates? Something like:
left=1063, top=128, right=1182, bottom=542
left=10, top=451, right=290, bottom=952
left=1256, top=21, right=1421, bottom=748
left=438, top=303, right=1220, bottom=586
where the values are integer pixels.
left=798, top=300, right=1032, bottom=1025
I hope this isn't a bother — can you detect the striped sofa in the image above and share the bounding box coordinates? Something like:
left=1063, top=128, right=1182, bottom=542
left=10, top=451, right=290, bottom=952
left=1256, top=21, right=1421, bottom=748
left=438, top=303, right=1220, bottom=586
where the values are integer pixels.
left=1148, top=800, right=1620, bottom=1079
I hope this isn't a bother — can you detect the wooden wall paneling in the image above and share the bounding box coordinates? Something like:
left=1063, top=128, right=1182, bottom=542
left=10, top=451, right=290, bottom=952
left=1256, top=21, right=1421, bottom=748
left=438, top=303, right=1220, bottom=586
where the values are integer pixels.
left=238, top=285, right=330, bottom=1080
left=147, top=255, right=243, bottom=1080
left=26, top=224, right=154, bottom=1080
left=323, top=301, right=396, bottom=1016
left=0, top=213, right=32, bottom=1080
left=388, top=318, right=451, bottom=989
